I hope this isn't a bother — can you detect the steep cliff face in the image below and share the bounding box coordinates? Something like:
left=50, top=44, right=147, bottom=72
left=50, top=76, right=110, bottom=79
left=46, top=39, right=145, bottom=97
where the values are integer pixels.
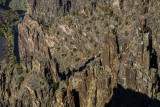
left=1, top=0, right=160, bottom=106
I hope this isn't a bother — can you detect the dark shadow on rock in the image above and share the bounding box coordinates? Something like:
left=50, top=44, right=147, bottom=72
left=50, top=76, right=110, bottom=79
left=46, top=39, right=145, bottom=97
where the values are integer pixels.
left=92, top=2, right=97, bottom=9
left=105, top=84, right=160, bottom=107
left=78, top=57, right=94, bottom=72
left=0, top=0, right=12, bottom=9
left=15, top=10, right=26, bottom=18
left=59, top=0, right=63, bottom=7
left=58, top=72, right=66, bottom=80
left=13, top=24, right=20, bottom=62
left=120, top=0, right=123, bottom=9
left=145, top=27, right=158, bottom=70
left=13, top=10, right=26, bottom=62
left=150, top=49, right=158, bottom=69
left=0, top=102, right=3, bottom=107
left=59, top=57, right=95, bottom=80
left=5, top=0, right=12, bottom=8
left=72, top=89, right=80, bottom=107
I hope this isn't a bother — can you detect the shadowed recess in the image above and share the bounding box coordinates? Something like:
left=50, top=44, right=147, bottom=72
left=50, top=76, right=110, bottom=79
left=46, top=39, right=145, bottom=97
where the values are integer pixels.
left=72, top=89, right=80, bottom=107
left=105, top=84, right=160, bottom=107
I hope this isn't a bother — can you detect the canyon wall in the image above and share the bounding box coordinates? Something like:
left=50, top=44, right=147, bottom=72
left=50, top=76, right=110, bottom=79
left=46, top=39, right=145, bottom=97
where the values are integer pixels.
left=1, top=0, right=160, bottom=106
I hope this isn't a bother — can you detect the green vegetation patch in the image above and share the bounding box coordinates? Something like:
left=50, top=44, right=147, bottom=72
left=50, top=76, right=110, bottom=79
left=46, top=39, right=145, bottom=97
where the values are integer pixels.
left=16, top=76, right=24, bottom=83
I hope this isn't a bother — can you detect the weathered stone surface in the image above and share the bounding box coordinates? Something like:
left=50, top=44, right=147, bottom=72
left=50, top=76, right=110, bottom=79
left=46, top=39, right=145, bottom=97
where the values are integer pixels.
left=0, top=0, right=160, bottom=106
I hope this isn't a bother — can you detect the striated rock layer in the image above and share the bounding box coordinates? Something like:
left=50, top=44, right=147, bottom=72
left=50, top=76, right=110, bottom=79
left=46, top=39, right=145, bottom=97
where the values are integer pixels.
left=1, top=0, right=160, bottom=106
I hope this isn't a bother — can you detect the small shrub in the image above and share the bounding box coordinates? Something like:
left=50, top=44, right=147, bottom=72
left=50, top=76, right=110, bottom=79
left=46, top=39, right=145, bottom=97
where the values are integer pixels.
left=97, top=17, right=101, bottom=20
left=17, top=70, right=23, bottom=75
left=37, top=17, right=44, bottom=25
left=11, top=57, right=17, bottom=64
left=76, top=11, right=79, bottom=15
left=18, top=4, right=21, bottom=8
left=105, top=23, right=109, bottom=27
left=66, top=77, right=69, bottom=86
left=64, top=37, right=67, bottom=41
left=57, top=31, right=60, bottom=35
left=72, top=11, right=76, bottom=16
left=63, top=13, right=67, bottom=17
left=16, top=66, right=23, bottom=75
left=73, top=48, right=77, bottom=52
left=95, top=31, right=99, bottom=34
left=71, top=70, right=74, bottom=76
left=47, top=79, right=58, bottom=90
left=94, top=26, right=97, bottom=30
left=78, top=29, right=82, bottom=35
left=115, top=16, right=119, bottom=22
left=75, top=58, right=80, bottom=62
left=86, top=27, right=90, bottom=31
left=43, top=25, right=50, bottom=31
left=90, top=10, right=93, bottom=16
left=55, top=24, right=58, bottom=28
left=125, top=31, right=128, bottom=36
left=89, top=20, right=92, bottom=23
left=23, top=4, right=27, bottom=9
left=118, top=21, right=122, bottom=25
left=125, top=21, right=128, bottom=25
left=25, top=68, right=29, bottom=73
left=5, top=58, right=9, bottom=65
left=109, top=10, right=113, bottom=17
left=16, top=77, right=24, bottom=83
left=84, top=21, right=87, bottom=25
left=87, top=50, right=91, bottom=54
left=66, top=67, right=70, bottom=71
left=52, top=81, right=58, bottom=90
left=132, top=16, right=135, bottom=21
left=70, top=52, right=73, bottom=56
left=70, top=42, right=74, bottom=45
left=91, top=16, right=96, bottom=21
left=101, top=18, right=104, bottom=21
left=13, top=4, right=17, bottom=9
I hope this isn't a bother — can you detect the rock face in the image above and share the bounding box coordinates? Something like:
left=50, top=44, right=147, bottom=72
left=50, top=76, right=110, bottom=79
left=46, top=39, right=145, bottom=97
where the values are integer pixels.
left=0, top=0, right=27, bottom=10
left=1, top=0, right=160, bottom=106
left=0, top=36, right=7, bottom=64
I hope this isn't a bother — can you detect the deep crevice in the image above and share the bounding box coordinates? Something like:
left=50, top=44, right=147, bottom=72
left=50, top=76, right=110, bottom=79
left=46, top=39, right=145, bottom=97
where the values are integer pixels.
left=113, top=29, right=120, bottom=54
left=150, top=49, right=158, bottom=69
left=59, top=0, right=63, bottom=7
left=72, top=89, right=80, bottom=107
left=146, top=27, right=158, bottom=70
left=13, top=25, right=20, bottom=62
left=67, top=1, right=71, bottom=12
left=120, top=0, right=123, bottom=9
left=59, top=57, right=95, bottom=80
left=115, top=35, right=120, bottom=54
left=105, top=84, right=160, bottom=107
left=5, top=0, right=12, bottom=8
left=92, top=2, right=97, bottom=9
